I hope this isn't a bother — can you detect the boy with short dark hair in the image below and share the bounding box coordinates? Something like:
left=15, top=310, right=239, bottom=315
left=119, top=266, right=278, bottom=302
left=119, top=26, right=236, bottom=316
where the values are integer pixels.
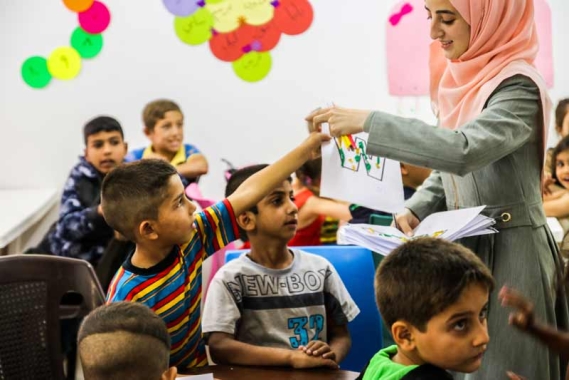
left=78, top=302, right=177, bottom=380
left=104, top=133, right=329, bottom=370
left=126, top=99, right=208, bottom=185
left=45, top=116, right=127, bottom=266
left=202, top=164, right=359, bottom=369
left=358, top=238, right=494, bottom=380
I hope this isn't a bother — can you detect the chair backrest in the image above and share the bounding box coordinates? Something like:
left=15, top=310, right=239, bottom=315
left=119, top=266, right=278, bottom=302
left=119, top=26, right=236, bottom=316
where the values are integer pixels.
left=369, top=214, right=393, bottom=226
left=224, top=246, right=382, bottom=372
left=185, top=183, right=216, bottom=209
left=0, top=255, right=105, bottom=380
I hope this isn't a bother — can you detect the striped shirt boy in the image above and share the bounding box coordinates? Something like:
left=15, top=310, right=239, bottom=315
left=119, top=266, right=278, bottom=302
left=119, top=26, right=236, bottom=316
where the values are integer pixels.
left=107, top=200, right=238, bottom=368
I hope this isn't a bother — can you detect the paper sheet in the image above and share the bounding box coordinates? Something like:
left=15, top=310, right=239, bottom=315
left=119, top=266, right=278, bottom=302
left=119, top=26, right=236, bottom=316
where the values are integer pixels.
left=320, top=124, right=405, bottom=213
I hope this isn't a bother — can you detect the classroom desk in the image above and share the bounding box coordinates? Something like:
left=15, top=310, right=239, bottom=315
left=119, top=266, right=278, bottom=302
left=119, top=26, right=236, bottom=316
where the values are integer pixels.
left=0, top=188, right=59, bottom=254
left=181, top=364, right=360, bottom=380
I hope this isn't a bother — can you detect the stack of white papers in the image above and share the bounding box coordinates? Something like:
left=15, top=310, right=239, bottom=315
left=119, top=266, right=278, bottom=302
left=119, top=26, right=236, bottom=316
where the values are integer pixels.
left=338, top=206, right=497, bottom=256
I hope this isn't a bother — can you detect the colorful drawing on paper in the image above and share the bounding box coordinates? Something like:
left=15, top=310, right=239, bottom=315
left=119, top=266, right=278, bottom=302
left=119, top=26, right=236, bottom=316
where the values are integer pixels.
left=320, top=125, right=405, bottom=214
left=386, top=0, right=554, bottom=95
left=163, top=0, right=314, bottom=83
left=21, top=0, right=110, bottom=89
left=365, top=227, right=447, bottom=243
left=334, top=135, right=386, bottom=182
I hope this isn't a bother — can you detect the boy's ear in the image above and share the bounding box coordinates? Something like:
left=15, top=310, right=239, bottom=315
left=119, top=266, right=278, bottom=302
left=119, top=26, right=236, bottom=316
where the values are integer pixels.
left=161, top=366, right=177, bottom=380
left=123, top=141, right=128, bottom=154
left=236, top=212, right=256, bottom=233
left=143, top=127, right=152, bottom=137
left=138, top=220, right=159, bottom=241
left=392, top=321, right=416, bottom=351
left=400, top=163, right=409, bottom=177
left=83, top=147, right=88, bottom=159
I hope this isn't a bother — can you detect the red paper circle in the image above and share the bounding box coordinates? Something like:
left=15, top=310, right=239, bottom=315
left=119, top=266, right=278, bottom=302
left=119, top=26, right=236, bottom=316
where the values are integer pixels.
left=273, top=0, right=313, bottom=36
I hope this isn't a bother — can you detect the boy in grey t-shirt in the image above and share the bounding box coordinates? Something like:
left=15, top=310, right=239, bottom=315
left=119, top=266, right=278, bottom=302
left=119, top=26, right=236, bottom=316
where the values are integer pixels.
left=202, top=165, right=360, bottom=369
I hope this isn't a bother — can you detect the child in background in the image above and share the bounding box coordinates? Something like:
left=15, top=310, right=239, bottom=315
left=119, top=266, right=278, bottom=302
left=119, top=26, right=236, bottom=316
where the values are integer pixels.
left=543, top=135, right=569, bottom=256
left=126, top=99, right=208, bottom=186
left=202, top=164, right=359, bottom=369
left=103, top=133, right=329, bottom=370
left=349, top=163, right=431, bottom=224
left=291, top=157, right=351, bottom=246
left=43, top=116, right=127, bottom=266
left=358, top=238, right=493, bottom=380
left=78, top=302, right=177, bottom=380
left=545, top=99, right=569, bottom=178
left=500, top=286, right=569, bottom=380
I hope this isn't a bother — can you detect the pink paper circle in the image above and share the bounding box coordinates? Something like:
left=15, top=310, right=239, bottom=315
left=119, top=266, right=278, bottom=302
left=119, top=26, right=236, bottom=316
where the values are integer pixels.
left=78, top=1, right=111, bottom=34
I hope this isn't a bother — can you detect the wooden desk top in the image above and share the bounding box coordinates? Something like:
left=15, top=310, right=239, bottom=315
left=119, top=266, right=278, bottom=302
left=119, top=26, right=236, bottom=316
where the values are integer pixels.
left=181, top=364, right=360, bottom=380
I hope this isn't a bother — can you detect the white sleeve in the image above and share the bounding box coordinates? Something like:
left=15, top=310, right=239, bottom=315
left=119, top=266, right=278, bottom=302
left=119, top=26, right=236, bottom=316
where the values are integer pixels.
left=202, top=274, right=242, bottom=336
left=324, top=264, right=360, bottom=325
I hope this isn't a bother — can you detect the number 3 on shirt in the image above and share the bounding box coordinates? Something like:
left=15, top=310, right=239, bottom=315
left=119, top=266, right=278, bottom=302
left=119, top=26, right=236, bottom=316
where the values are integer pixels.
left=288, top=314, right=324, bottom=348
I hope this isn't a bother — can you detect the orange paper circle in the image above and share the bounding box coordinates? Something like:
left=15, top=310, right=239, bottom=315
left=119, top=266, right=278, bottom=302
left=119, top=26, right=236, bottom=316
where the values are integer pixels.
left=62, top=0, right=94, bottom=13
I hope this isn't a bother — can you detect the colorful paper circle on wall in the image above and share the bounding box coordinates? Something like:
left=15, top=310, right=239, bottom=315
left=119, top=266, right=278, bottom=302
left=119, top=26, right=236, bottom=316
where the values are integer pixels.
left=21, top=57, right=52, bottom=89
left=63, top=0, right=94, bottom=13
left=273, top=0, right=313, bottom=35
left=174, top=7, right=215, bottom=45
left=163, top=0, right=201, bottom=17
left=239, top=0, right=274, bottom=26
left=232, top=51, right=272, bottom=82
left=71, top=27, right=103, bottom=58
left=79, top=1, right=111, bottom=34
left=47, top=47, right=82, bottom=80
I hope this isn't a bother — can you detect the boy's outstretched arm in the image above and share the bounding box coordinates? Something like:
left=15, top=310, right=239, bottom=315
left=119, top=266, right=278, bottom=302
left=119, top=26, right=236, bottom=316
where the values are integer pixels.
left=500, top=286, right=569, bottom=360
left=227, top=133, right=330, bottom=216
left=207, top=332, right=338, bottom=369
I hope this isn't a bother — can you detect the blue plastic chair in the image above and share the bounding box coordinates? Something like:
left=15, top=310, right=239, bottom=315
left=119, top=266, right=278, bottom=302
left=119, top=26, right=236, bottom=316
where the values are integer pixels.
left=224, top=245, right=382, bottom=372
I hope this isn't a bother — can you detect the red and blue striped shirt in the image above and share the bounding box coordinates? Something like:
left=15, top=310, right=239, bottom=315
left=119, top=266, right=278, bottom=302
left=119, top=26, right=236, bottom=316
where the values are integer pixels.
left=106, top=200, right=239, bottom=369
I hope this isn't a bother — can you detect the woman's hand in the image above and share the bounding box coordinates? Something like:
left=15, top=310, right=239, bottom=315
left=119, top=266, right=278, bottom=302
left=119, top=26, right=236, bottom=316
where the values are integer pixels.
left=305, top=106, right=371, bottom=137
left=393, top=209, right=420, bottom=236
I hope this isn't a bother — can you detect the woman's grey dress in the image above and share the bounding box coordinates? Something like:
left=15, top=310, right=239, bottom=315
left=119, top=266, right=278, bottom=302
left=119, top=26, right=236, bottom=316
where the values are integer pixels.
left=364, top=75, right=569, bottom=379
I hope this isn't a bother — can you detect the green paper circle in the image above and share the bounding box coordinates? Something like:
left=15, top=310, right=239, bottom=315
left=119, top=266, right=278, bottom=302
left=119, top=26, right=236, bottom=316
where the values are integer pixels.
left=232, top=51, right=272, bottom=82
left=174, top=7, right=214, bottom=46
left=71, top=27, right=103, bottom=59
left=21, top=56, right=52, bottom=89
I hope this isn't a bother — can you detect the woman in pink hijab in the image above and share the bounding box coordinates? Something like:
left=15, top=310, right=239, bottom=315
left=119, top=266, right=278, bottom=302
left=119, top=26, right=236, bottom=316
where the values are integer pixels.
left=308, top=0, right=568, bottom=378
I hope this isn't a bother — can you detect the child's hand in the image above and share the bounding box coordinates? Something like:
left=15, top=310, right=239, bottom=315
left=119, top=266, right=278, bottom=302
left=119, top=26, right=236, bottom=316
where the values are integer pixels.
left=304, top=132, right=332, bottom=160
left=144, top=152, right=169, bottom=161
left=289, top=349, right=339, bottom=369
left=499, top=286, right=535, bottom=331
left=299, top=341, right=336, bottom=361
left=506, top=371, right=527, bottom=380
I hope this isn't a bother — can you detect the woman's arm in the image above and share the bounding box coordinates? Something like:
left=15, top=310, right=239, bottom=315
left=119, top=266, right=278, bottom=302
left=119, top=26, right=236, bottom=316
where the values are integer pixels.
left=363, top=75, right=539, bottom=176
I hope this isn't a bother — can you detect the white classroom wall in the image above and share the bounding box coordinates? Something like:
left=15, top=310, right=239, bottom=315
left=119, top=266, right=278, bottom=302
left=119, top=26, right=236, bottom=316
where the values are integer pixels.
left=1, top=0, right=569, bottom=205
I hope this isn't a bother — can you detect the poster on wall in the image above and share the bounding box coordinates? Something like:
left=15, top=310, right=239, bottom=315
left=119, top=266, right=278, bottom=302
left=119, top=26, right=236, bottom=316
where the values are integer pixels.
left=385, top=0, right=554, bottom=96
left=164, top=0, right=314, bottom=83
left=21, top=0, right=110, bottom=89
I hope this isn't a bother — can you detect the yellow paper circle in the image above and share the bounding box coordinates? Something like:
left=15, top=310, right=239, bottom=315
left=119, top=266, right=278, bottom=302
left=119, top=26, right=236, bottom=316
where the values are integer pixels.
left=47, top=47, right=82, bottom=80
left=232, top=51, right=272, bottom=82
left=174, top=7, right=214, bottom=45
left=206, top=0, right=242, bottom=33
left=239, top=0, right=274, bottom=26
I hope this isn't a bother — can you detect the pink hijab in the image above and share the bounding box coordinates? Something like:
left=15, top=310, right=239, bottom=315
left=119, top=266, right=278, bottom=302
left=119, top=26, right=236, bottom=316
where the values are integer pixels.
left=430, top=0, right=551, bottom=145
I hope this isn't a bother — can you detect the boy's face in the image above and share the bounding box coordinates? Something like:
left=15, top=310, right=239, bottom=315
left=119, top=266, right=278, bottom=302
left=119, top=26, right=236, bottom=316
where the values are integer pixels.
left=155, top=174, right=197, bottom=245
left=410, top=284, right=490, bottom=373
left=145, top=110, right=184, bottom=156
left=84, top=131, right=127, bottom=174
left=252, top=180, right=298, bottom=242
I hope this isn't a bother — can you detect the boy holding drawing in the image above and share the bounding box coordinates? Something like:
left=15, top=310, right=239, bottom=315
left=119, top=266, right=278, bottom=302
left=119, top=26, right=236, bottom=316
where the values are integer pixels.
left=103, top=133, right=329, bottom=369
left=202, top=164, right=359, bottom=369
left=358, top=238, right=493, bottom=380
